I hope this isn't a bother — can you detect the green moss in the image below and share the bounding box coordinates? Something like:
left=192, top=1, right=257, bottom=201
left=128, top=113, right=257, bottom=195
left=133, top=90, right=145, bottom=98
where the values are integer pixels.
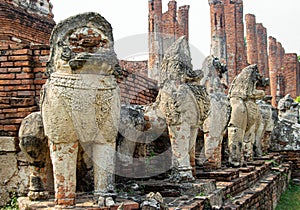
left=1, top=193, right=19, bottom=210
left=276, top=182, right=300, bottom=210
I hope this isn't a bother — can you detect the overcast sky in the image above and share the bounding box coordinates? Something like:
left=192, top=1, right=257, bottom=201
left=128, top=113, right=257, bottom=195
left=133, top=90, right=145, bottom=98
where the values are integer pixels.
left=51, top=0, right=300, bottom=68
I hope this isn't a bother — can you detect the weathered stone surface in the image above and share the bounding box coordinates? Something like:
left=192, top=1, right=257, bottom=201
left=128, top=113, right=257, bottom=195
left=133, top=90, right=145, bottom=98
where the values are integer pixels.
left=200, top=55, right=230, bottom=169
left=0, top=153, right=19, bottom=206
left=255, top=96, right=275, bottom=156
left=277, top=94, right=299, bottom=124
left=0, top=136, right=16, bottom=152
left=153, top=36, right=210, bottom=181
left=19, top=111, right=52, bottom=201
left=271, top=95, right=300, bottom=151
left=228, top=64, right=265, bottom=166
left=41, top=12, right=121, bottom=207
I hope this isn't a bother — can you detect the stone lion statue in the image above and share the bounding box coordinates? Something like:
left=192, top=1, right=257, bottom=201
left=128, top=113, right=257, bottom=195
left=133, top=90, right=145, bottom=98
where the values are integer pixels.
left=117, top=37, right=210, bottom=181
left=41, top=12, right=120, bottom=206
left=151, top=36, right=210, bottom=181
left=228, top=64, right=265, bottom=167
left=200, top=55, right=230, bottom=169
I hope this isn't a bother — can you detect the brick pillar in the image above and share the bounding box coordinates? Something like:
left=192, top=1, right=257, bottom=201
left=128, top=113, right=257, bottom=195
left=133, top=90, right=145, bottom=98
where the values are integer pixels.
left=245, top=14, right=258, bottom=65
left=224, top=0, right=247, bottom=84
left=283, top=53, right=299, bottom=99
left=208, top=0, right=227, bottom=64
left=276, top=42, right=285, bottom=103
left=234, top=0, right=247, bottom=74
left=178, top=5, right=190, bottom=40
left=256, top=24, right=268, bottom=77
left=148, top=0, right=163, bottom=80
left=268, top=36, right=278, bottom=107
left=256, top=23, right=270, bottom=94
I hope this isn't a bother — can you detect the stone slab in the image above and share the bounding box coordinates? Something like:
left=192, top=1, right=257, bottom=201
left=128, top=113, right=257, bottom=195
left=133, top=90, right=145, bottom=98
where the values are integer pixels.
left=18, top=196, right=139, bottom=210
left=0, top=136, right=16, bottom=152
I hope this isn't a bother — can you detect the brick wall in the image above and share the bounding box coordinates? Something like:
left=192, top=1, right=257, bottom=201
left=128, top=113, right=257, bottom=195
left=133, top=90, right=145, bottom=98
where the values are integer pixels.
left=0, top=0, right=55, bottom=45
left=119, top=60, right=158, bottom=105
left=0, top=44, right=49, bottom=137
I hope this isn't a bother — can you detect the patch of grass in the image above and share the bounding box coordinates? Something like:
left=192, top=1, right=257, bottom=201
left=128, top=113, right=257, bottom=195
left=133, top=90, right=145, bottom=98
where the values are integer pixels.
left=1, top=193, right=19, bottom=210
left=276, top=182, right=300, bottom=210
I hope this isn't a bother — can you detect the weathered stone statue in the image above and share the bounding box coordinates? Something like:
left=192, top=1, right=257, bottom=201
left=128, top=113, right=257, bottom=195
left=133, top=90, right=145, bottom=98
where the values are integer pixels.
left=19, top=112, right=53, bottom=201
left=41, top=12, right=120, bottom=206
left=153, top=36, right=210, bottom=181
left=277, top=94, right=299, bottom=124
left=200, top=55, right=230, bottom=169
left=271, top=94, right=300, bottom=151
left=255, top=96, right=275, bottom=156
left=228, top=64, right=265, bottom=167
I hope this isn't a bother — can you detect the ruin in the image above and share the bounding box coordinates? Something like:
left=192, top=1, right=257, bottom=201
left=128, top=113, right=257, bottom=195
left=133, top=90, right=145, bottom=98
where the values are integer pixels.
left=0, top=0, right=300, bottom=209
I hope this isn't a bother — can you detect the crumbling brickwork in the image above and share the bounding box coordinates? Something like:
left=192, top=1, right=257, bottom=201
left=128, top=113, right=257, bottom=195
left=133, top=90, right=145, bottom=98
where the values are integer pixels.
left=208, top=0, right=227, bottom=63
left=0, top=44, right=49, bottom=137
left=223, top=0, right=247, bottom=84
left=245, top=14, right=258, bottom=65
left=256, top=23, right=269, bottom=88
left=245, top=15, right=270, bottom=94
left=283, top=53, right=300, bottom=99
left=118, top=60, right=158, bottom=105
left=0, top=0, right=55, bottom=45
left=148, top=0, right=189, bottom=80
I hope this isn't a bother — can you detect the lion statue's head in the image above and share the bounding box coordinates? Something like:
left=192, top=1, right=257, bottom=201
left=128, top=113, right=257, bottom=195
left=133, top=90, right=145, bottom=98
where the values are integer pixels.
left=229, top=64, right=263, bottom=99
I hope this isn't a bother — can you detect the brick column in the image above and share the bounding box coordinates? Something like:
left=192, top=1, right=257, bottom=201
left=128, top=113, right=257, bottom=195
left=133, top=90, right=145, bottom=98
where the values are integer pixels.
left=256, top=23, right=270, bottom=94
left=208, top=0, right=227, bottom=63
left=283, top=53, right=299, bottom=98
left=245, top=14, right=258, bottom=65
left=178, top=5, right=190, bottom=40
left=256, top=24, right=268, bottom=77
left=268, top=36, right=278, bottom=107
left=148, top=0, right=163, bottom=80
left=224, top=0, right=247, bottom=84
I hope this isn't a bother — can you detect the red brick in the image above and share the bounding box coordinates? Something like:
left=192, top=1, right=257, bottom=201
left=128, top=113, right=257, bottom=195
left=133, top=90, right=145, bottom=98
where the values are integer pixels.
left=16, top=73, right=34, bottom=79
left=33, top=67, right=45, bottom=73
left=13, top=49, right=32, bottom=55
left=17, top=107, right=37, bottom=112
left=4, top=125, right=19, bottom=131
left=17, top=91, right=35, bottom=96
left=22, top=67, right=32, bottom=73
left=0, top=56, right=8, bottom=62
left=1, top=62, right=14, bottom=67
left=8, top=55, right=32, bottom=61
left=0, top=80, right=21, bottom=85
left=34, top=79, right=46, bottom=85
left=3, top=108, right=17, bottom=113
left=10, top=98, right=35, bottom=106
left=14, top=61, right=31, bottom=67
left=41, top=50, right=50, bottom=55
left=0, top=68, right=8, bottom=73
left=7, top=67, right=21, bottom=73
left=21, top=79, right=34, bottom=85
left=0, top=74, right=15, bottom=79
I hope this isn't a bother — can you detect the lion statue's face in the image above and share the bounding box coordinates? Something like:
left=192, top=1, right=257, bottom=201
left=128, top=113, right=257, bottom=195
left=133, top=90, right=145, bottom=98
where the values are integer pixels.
left=47, top=13, right=119, bottom=76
